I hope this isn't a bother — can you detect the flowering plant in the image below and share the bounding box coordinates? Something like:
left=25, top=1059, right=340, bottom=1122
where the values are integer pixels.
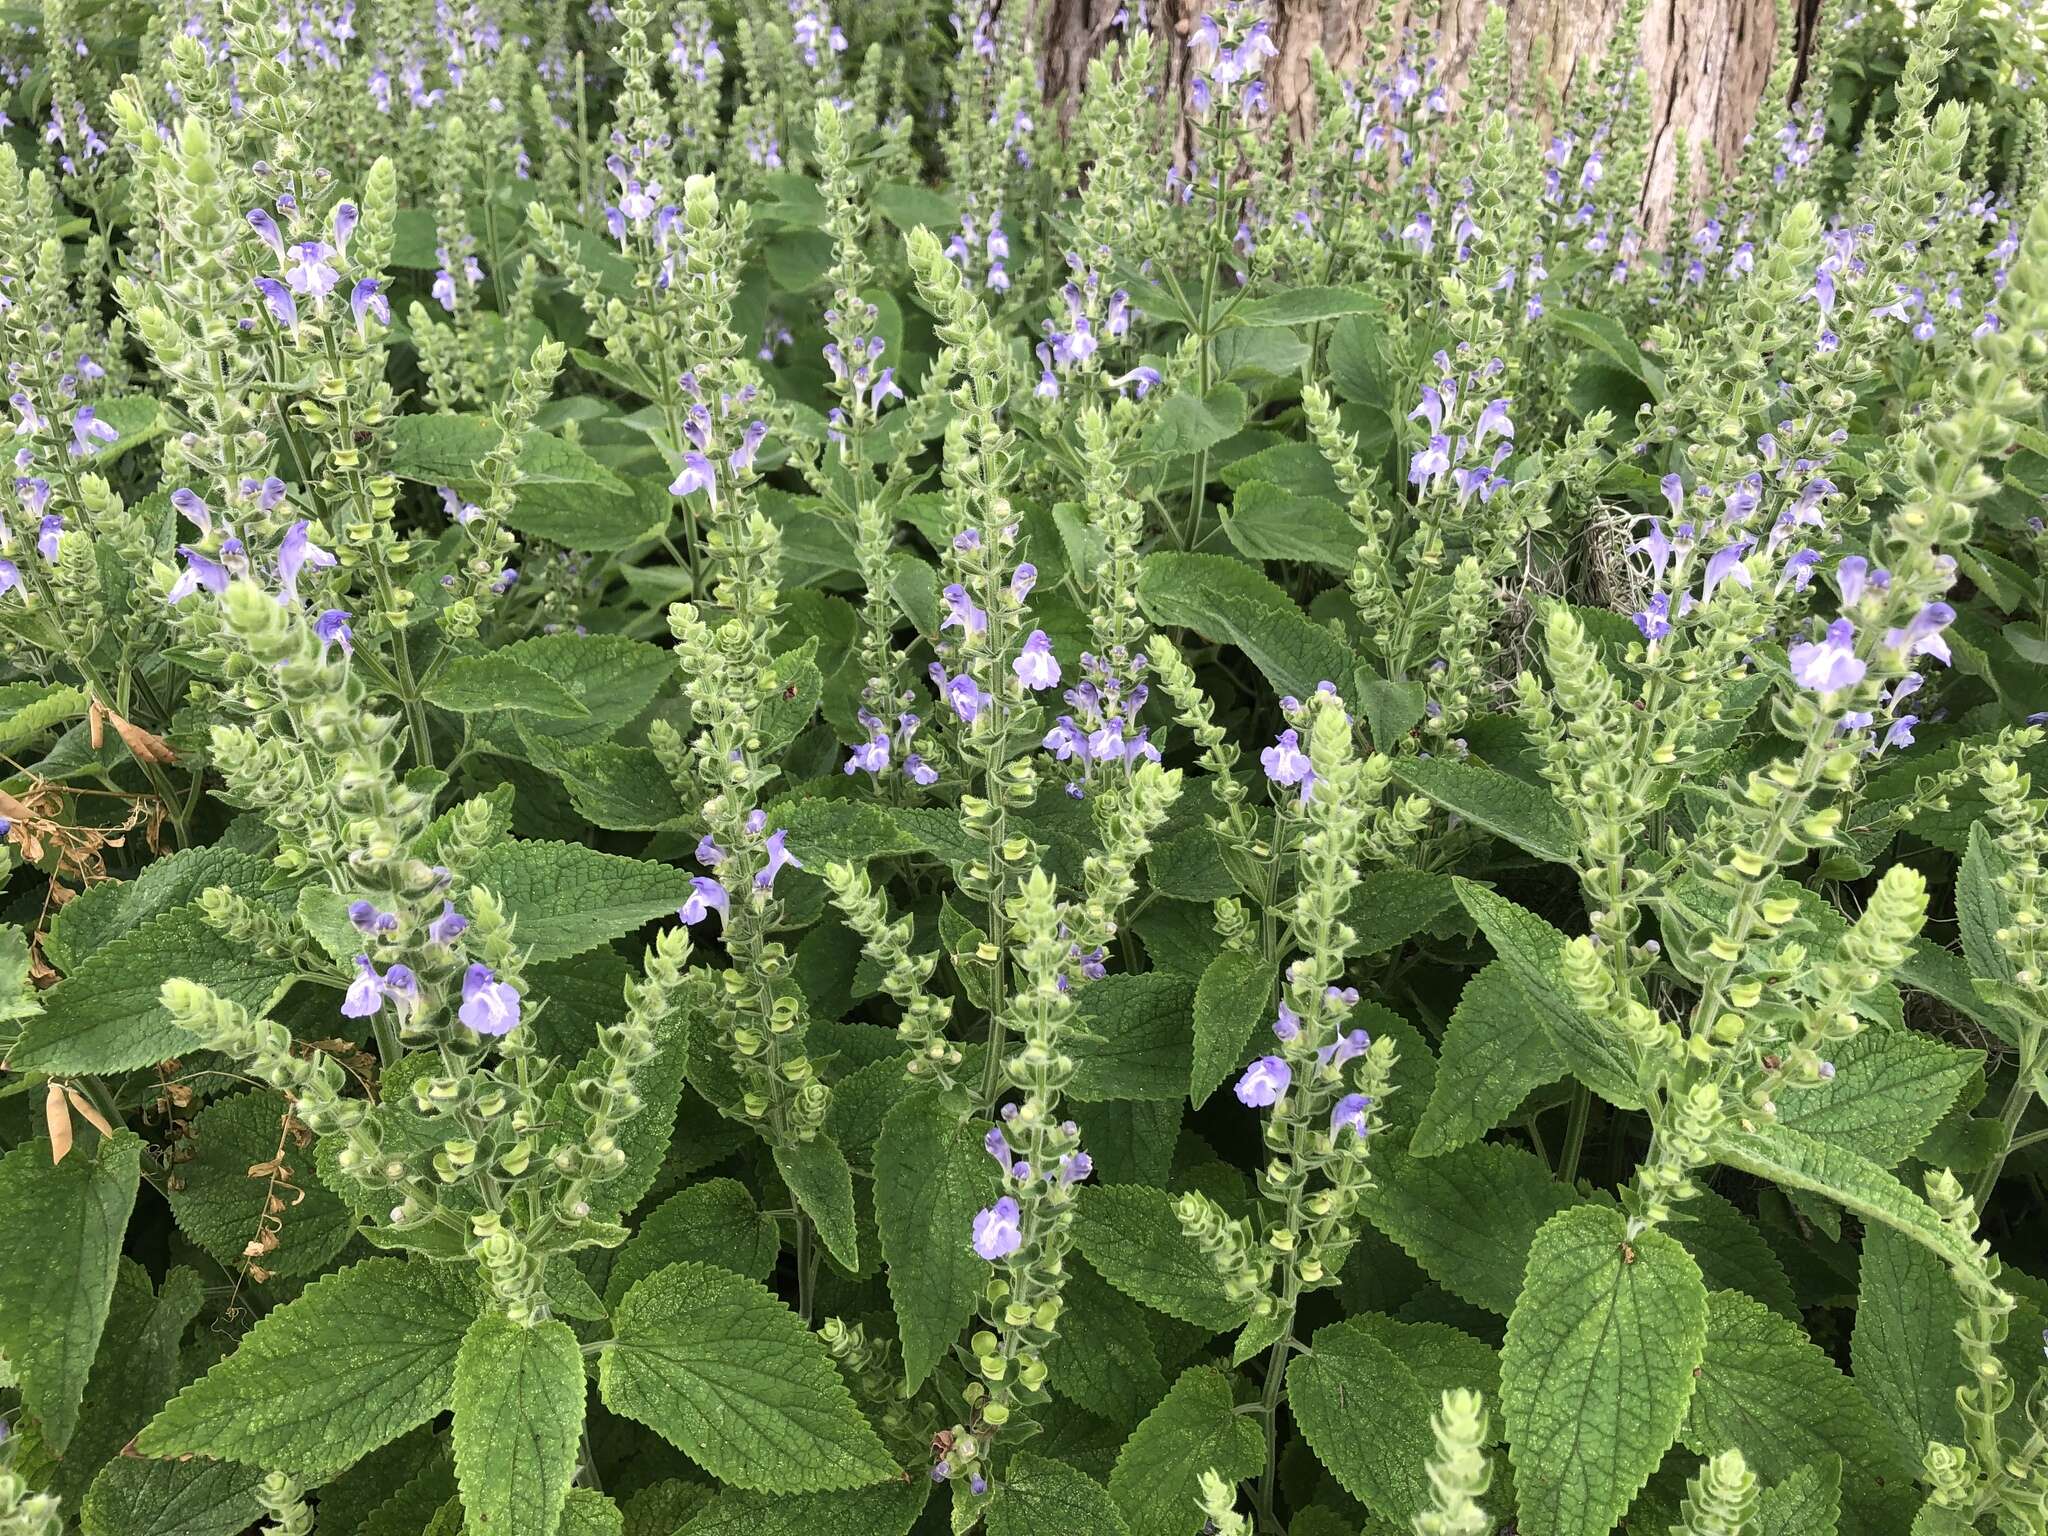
left=0, top=1, right=2045, bottom=1534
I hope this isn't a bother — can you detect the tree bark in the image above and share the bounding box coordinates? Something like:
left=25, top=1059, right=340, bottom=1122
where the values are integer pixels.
left=1037, top=0, right=1808, bottom=236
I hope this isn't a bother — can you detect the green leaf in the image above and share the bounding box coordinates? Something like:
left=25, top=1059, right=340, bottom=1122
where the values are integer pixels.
left=558, top=1490, right=624, bottom=1536
left=1349, top=868, right=1461, bottom=955
left=605, top=1178, right=781, bottom=1308
left=1222, top=483, right=1359, bottom=569
left=599, top=1262, right=898, bottom=1492
left=1357, top=674, right=1428, bottom=755
left=675, top=1481, right=928, bottom=1536
left=1453, top=880, right=1646, bottom=1110
left=452, top=1313, right=586, bottom=1536
left=875, top=1088, right=1001, bottom=1393
left=1709, top=1121, right=1970, bottom=1268
left=1958, top=823, right=2018, bottom=999
left=1672, top=1187, right=1799, bottom=1320
left=774, top=1134, right=860, bottom=1271
left=1411, top=962, right=1568, bottom=1157
left=1772, top=1027, right=1981, bottom=1167
left=43, top=844, right=271, bottom=977
left=991, top=1453, right=1131, bottom=1536
left=1287, top=1318, right=1440, bottom=1526
left=423, top=655, right=592, bottom=718
left=1043, top=1259, right=1170, bottom=1425
left=1394, top=758, right=1574, bottom=864
left=138, top=1257, right=478, bottom=1483
left=386, top=417, right=633, bottom=519
left=9, top=905, right=293, bottom=1074
left=0, top=682, right=87, bottom=753
left=1108, top=1366, right=1263, bottom=1536
left=1545, top=308, right=1657, bottom=388
left=1232, top=286, right=1376, bottom=325
left=1361, top=1142, right=1577, bottom=1315
left=165, top=1091, right=353, bottom=1278
left=0, top=1130, right=143, bottom=1450
left=1144, top=384, right=1248, bottom=459
left=80, top=1459, right=267, bottom=1536
left=1683, top=1290, right=1916, bottom=1536
left=491, top=634, right=673, bottom=751
left=1850, top=1224, right=1966, bottom=1464
left=1070, top=972, right=1196, bottom=1102
left=1135, top=552, right=1354, bottom=701
left=1751, top=1459, right=1842, bottom=1536
left=463, top=841, right=693, bottom=963
left=1190, top=948, right=1277, bottom=1107
left=1072, top=1185, right=1247, bottom=1332
left=1501, top=1206, right=1708, bottom=1536
left=868, top=181, right=961, bottom=234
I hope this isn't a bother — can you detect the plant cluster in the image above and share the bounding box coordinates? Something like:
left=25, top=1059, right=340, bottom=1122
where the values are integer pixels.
left=0, top=0, right=2046, bottom=1534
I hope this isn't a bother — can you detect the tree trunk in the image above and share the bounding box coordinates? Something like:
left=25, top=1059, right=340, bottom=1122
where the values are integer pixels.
left=1037, top=0, right=1808, bottom=237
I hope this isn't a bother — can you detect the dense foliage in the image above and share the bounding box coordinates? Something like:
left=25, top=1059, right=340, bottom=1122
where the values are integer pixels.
left=0, top=0, right=2046, bottom=1532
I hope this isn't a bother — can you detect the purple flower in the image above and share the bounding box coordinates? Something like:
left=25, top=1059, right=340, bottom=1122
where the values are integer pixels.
left=286, top=241, right=341, bottom=299
left=254, top=277, right=298, bottom=328
left=276, top=520, right=336, bottom=604
left=933, top=665, right=989, bottom=724
left=168, top=547, right=230, bottom=604
left=730, top=420, right=768, bottom=473
left=171, top=488, right=211, bottom=535
left=1058, top=1150, right=1093, bottom=1185
left=1331, top=1092, right=1373, bottom=1138
left=1886, top=602, right=1955, bottom=666
left=972, top=1196, right=1023, bottom=1260
left=459, top=963, right=522, bottom=1036
left=247, top=208, right=286, bottom=260
left=68, top=407, right=117, bottom=458
left=15, top=477, right=50, bottom=519
left=1272, top=1002, right=1301, bottom=1041
left=1878, top=714, right=1918, bottom=753
left=1474, top=398, right=1514, bottom=446
left=1235, top=1055, right=1291, bottom=1107
left=1260, top=729, right=1313, bottom=791
left=348, top=899, right=398, bottom=935
left=36, top=514, right=62, bottom=562
left=1010, top=564, right=1037, bottom=603
left=1013, top=630, right=1060, bottom=691
left=1699, top=539, right=1753, bottom=603
left=0, top=560, right=18, bottom=598
left=341, top=954, right=385, bottom=1017
left=1633, top=592, right=1672, bottom=641
left=985, top=1126, right=1013, bottom=1171
left=1109, top=366, right=1161, bottom=398
left=669, top=452, right=718, bottom=506
left=381, top=965, right=420, bottom=1014
left=350, top=278, right=391, bottom=331
left=314, top=608, right=354, bottom=660
left=1789, top=617, right=1867, bottom=694
left=756, top=828, right=802, bottom=890
left=906, top=754, right=938, bottom=786
left=428, top=901, right=469, bottom=944
left=941, top=584, right=988, bottom=635
left=844, top=732, right=890, bottom=775
left=678, top=876, right=729, bottom=926
left=1317, top=1028, right=1370, bottom=1071
left=432, top=269, right=458, bottom=310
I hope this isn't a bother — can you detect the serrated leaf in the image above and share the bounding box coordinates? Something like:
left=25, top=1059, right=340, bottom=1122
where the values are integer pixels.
left=1709, top=1120, right=1970, bottom=1268
left=1751, top=1459, right=1842, bottom=1536
left=1684, top=1290, right=1915, bottom=1536
left=1501, top=1206, right=1707, bottom=1536
left=875, top=1088, right=1000, bottom=1393
left=1288, top=1318, right=1440, bottom=1525
left=1412, top=962, right=1568, bottom=1156
left=452, top=1313, right=585, bottom=1536
left=674, top=1481, right=928, bottom=1536
left=605, top=1178, right=781, bottom=1308
left=0, top=682, right=87, bottom=752
left=165, top=1091, right=353, bottom=1278
left=8, top=905, right=293, bottom=1074
left=774, top=1134, right=860, bottom=1271
left=1190, top=948, right=1276, bottom=1107
left=1233, top=286, right=1376, bottom=325
left=1144, top=384, right=1248, bottom=458
left=1135, top=552, right=1354, bottom=702
left=44, top=844, right=272, bottom=977
left=0, top=1131, right=143, bottom=1450
left=1394, top=758, right=1573, bottom=863
left=1361, top=1142, right=1577, bottom=1315
left=1349, top=868, right=1461, bottom=955
left=423, top=655, right=592, bottom=718
left=80, top=1458, right=267, bottom=1536
left=1850, top=1224, right=1966, bottom=1464
left=1772, top=1027, right=1981, bottom=1167
left=1222, top=483, right=1358, bottom=569
left=1044, top=1259, right=1171, bottom=1425
left=463, top=841, right=693, bottom=962
left=992, top=1453, right=1131, bottom=1536
left=1958, top=823, right=2018, bottom=999
left=1070, top=972, right=1196, bottom=1102
left=1108, top=1366, right=1263, bottom=1536
left=599, top=1261, right=897, bottom=1492
left=1671, top=1187, right=1799, bottom=1319
left=1453, top=880, right=1646, bottom=1111
left=138, top=1258, right=478, bottom=1482
left=491, top=633, right=673, bottom=751
left=1072, top=1185, right=1247, bottom=1332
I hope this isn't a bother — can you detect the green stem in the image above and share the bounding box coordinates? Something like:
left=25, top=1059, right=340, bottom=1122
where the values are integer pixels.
left=1971, top=1031, right=2041, bottom=1210
left=1557, top=1082, right=1591, bottom=1186
left=1253, top=1285, right=1301, bottom=1534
